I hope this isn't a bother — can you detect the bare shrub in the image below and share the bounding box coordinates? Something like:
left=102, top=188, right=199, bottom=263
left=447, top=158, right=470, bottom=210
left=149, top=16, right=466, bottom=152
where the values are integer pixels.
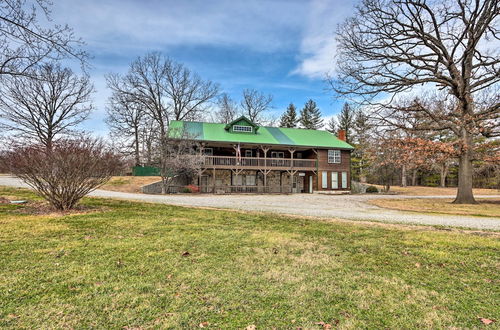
left=3, top=138, right=123, bottom=210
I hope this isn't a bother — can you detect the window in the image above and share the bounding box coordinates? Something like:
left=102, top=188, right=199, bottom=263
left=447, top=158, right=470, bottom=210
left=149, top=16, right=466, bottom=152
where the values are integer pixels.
left=341, top=172, right=348, bottom=189
left=245, top=150, right=253, bottom=157
left=233, top=125, right=253, bottom=132
left=328, top=150, right=341, bottom=164
left=331, top=172, right=338, bottom=189
left=202, top=148, right=213, bottom=156
left=271, top=151, right=285, bottom=166
left=246, top=175, right=256, bottom=186
left=233, top=175, right=243, bottom=186
left=271, top=151, right=284, bottom=158
left=296, top=152, right=302, bottom=159
left=322, top=172, right=328, bottom=189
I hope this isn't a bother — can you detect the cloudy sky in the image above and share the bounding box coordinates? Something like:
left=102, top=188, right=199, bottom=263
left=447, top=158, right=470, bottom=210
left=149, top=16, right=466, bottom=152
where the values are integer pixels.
left=51, top=0, right=357, bottom=135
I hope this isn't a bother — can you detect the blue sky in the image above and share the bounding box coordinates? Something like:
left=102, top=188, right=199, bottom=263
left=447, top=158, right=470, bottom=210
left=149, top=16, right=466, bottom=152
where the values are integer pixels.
left=51, top=0, right=357, bottom=135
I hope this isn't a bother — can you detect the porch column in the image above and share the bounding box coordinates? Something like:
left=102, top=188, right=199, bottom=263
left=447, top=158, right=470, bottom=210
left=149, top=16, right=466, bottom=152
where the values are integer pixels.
left=260, top=145, right=270, bottom=191
left=212, top=168, right=216, bottom=193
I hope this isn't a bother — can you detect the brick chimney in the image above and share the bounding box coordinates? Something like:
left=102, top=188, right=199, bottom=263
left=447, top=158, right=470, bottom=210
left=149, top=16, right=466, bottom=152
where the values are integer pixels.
left=337, top=129, right=346, bottom=141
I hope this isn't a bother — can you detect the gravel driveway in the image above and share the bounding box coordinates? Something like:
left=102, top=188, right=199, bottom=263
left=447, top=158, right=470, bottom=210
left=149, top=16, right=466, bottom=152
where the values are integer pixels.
left=1, top=176, right=499, bottom=230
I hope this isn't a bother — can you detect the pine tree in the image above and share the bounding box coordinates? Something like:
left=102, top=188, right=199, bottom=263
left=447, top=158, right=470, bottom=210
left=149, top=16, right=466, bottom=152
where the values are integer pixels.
left=299, top=99, right=323, bottom=129
left=337, top=102, right=355, bottom=142
left=279, top=103, right=298, bottom=128
left=326, top=116, right=337, bottom=134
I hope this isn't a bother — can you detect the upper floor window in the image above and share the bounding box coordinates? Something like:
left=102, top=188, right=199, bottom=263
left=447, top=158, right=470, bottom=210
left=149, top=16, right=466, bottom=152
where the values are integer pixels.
left=233, top=125, right=253, bottom=133
left=328, top=150, right=341, bottom=164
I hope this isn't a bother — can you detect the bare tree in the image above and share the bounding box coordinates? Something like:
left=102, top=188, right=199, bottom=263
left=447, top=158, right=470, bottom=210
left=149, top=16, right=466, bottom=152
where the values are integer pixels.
left=332, top=0, right=499, bottom=204
left=106, top=74, right=145, bottom=166
left=163, top=58, right=219, bottom=122
left=0, top=0, right=87, bottom=78
left=0, top=63, right=93, bottom=149
left=159, top=128, right=203, bottom=194
left=213, top=93, right=238, bottom=123
left=3, top=138, right=123, bottom=210
left=240, top=88, right=273, bottom=124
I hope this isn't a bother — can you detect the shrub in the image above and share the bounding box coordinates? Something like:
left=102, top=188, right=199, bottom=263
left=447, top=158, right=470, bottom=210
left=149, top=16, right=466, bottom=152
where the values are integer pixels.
left=181, top=187, right=192, bottom=193
left=186, top=184, right=200, bottom=193
left=366, top=185, right=379, bottom=193
left=3, top=138, right=123, bottom=210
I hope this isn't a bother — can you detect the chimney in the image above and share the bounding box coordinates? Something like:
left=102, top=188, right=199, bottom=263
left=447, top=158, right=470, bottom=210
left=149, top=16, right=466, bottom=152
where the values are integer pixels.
left=338, top=129, right=346, bottom=141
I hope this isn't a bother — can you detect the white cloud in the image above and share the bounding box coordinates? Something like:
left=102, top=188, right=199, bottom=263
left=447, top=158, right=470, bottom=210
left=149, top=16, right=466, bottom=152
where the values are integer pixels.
left=52, top=0, right=308, bottom=55
left=293, top=0, right=356, bottom=79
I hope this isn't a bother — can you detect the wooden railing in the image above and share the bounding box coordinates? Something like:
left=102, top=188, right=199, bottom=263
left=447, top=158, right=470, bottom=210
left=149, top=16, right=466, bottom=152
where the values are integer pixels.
left=203, top=156, right=316, bottom=169
left=200, top=185, right=293, bottom=194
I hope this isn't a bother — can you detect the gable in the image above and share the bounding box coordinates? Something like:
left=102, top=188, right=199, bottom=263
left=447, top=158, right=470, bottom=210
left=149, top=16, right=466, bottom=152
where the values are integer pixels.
left=224, top=116, right=259, bottom=134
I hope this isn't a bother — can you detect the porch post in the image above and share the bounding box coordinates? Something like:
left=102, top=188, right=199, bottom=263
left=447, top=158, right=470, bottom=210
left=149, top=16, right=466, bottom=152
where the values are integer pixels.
left=212, top=168, right=216, bottom=194
left=260, top=145, right=270, bottom=192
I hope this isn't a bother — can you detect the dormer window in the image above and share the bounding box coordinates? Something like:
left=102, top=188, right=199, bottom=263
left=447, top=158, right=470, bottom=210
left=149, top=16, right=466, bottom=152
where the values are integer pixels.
left=225, top=116, right=259, bottom=134
left=233, top=125, right=253, bottom=133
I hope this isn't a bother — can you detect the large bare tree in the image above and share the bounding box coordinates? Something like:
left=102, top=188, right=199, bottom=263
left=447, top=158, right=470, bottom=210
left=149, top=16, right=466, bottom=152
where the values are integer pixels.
left=106, top=52, right=218, bottom=141
left=0, top=63, right=93, bottom=149
left=240, top=88, right=273, bottom=124
left=213, top=93, right=238, bottom=124
left=332, top=0, right=499, bottom=203
left=0, top=0, right=87, bottom=78
left=106, top=74, right=145, bottom=166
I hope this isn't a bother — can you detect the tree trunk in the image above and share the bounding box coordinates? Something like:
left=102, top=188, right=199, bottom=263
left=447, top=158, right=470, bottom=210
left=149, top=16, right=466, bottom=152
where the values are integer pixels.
left=401, top=164, right=407, bottom=187
left=440, top=163, right=448, bottom=188
left=134, top=126, right=140, bottom=166
left=411, top=169, right=417, bottom=186
left=453, top=129, right=476, bottom=204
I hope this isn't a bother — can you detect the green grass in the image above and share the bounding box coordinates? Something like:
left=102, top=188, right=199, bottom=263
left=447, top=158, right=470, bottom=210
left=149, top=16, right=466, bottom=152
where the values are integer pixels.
left=0, top=187, right=499, bottom=328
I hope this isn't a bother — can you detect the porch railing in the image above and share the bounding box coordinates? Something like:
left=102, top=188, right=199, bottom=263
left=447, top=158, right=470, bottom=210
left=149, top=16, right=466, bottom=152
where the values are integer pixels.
left=200, top=185, right=293, bottom=194
left=203, top=156, right=316, bottom=169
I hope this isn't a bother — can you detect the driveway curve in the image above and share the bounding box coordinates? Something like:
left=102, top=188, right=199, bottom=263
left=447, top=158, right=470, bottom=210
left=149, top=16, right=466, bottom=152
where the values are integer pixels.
left=1, top=176, right=499, bottom=230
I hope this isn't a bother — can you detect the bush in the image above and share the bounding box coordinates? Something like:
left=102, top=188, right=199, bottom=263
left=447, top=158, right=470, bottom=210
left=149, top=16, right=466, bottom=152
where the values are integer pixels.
left=181, top=185, right=200, bottom=193
left=366, top=185, right=379, bottom=193
left=3, top=138, right=123, bottom=210
left=186, top=184, right=200, bottom=193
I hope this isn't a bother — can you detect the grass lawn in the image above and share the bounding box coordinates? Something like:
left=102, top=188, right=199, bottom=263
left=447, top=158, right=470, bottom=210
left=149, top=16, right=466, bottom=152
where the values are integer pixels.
left=373, top=185, right=499, bottom=196
left=369, top=198, right=500, bottom=218
left=99, top=176, right=160, bottom=193
left=0, top=187, right=499, bottom=328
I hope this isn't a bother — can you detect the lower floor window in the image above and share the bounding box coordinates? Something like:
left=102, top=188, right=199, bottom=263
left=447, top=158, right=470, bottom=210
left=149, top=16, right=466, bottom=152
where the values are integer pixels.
left=322, top=171, right=328, bottom=189
left=331, top=171, right=338, bottom=189
left=233, top=174, right=256, bottom=186
left=341, top=172, right=347, bottom=189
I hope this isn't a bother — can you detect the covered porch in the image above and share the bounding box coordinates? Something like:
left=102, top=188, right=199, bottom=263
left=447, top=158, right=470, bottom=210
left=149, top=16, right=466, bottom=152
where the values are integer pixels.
left=196, top=169, right=317, bottom=194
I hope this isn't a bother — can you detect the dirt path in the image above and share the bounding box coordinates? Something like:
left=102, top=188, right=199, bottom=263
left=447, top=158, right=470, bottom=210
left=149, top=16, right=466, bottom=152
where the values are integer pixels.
left=1, top=176, right=498, bottom=230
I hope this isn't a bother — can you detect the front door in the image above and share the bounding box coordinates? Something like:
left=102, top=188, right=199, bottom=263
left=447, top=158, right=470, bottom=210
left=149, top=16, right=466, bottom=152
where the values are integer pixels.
left=292, top=175, right=298, bottom=193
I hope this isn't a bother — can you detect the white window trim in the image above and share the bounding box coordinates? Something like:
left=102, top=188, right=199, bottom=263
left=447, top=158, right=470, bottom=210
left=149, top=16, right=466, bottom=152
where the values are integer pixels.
left=331, top=171, right=338, bottom=189
left=245, top=150, right=253, bottom=157
left=328, top=150, right=341, bottom=164
left=341, top=172, right=348, bottom=189
left=233, top=125, right=253, bottom=132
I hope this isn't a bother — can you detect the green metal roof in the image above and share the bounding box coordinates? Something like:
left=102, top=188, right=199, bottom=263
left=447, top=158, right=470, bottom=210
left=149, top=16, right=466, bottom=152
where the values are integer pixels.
left=169, top=120, right=354, bottom=150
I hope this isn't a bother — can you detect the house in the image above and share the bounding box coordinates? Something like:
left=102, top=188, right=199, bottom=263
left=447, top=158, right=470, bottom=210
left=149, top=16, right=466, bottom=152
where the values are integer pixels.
left=168, top=116, right=354, bottom=193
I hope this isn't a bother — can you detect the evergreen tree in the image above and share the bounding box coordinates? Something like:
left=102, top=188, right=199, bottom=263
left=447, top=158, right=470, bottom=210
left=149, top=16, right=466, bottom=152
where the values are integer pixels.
left=299, top=99, right=323, bottom=129
left=326, top=116, right=337, bottom=134
left=351, top=108, right=373, bottom=182
left=279, top=103, right=298, bottom=128
left=337, top=102, right=355, bottom=143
